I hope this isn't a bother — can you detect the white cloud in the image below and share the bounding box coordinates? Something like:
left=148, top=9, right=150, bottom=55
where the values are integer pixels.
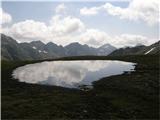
left=55, top=3, right=67, bottom=14
left=103, top=0, right=159, bottom=26
left=8, top=20, right=50, bottom=42
left=3, top=18, right=156, bottom=48
left=2, top=4, right=157, bottom=48
left=111, top=34, right=149, bottom=48
left=49, top=15, right=85, bottom=35
left=3, top=15, right=85, bottom=44
left=78, top=30, right=155, bottom=48
left=80, top=0, right=159, bottom=26
left=0, top=8, right=12, bottom=24
left=78, top=29, right=111, bottom=47
left=80, top=7, right=101, bottom=16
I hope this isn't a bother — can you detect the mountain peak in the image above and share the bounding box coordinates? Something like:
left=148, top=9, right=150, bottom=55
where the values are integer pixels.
left=102, top=44, right=110, bottom=49
left=99, top=43, right=116, bottom=49
left=135, top=43, right=145, bottom=47
left=30, top=40, right=44, bottom=44
left=69, top=42, right=81, bottom=45
left=97, top=43, right=117, bottom=55
left=46, top=42, right=58, bottom=47
left=30, top=40, right=45, bottom=51
left=65, top=42, right=82, bottom=48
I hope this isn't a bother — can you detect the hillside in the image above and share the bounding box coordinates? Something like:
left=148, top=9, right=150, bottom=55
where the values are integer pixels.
left=109, top=41, right=159, bottom=56
left=109, top=45, right=146, bottom=56
left=138, top=41, right=160, bottom=55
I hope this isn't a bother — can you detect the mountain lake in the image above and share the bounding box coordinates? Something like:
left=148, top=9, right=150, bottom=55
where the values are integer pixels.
left=12, top=60, right=136, bottom=89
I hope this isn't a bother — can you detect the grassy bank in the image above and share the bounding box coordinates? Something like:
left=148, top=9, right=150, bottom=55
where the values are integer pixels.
left=1, top=55, right=159, bottom=119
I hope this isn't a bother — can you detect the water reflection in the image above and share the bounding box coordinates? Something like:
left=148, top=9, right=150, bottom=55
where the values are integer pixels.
left=12, top=60, right=135, bottom=88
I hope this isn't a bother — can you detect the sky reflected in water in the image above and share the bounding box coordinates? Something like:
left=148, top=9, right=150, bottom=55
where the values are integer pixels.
left=12, top=60, right=135, bottom=88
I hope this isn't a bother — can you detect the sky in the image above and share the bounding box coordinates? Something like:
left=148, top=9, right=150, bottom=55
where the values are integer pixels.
left=1, top=0, right=159, bottom=48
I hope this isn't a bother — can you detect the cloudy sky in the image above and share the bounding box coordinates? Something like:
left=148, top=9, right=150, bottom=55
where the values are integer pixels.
left=1, top=0, right=159, bottom=48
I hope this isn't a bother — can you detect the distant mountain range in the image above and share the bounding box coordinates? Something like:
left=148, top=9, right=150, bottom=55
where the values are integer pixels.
left=1, top=34, right=116, bottom=60
left=1, top=34, right=159, bottom=60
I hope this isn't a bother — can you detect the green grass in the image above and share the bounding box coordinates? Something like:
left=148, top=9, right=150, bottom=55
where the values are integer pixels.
left=1, top=55, right=159, bottom=119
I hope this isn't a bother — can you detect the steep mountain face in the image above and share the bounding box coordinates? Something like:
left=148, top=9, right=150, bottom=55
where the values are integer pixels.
left=65, top=42, right=97, bottom=56
left=97, top=44, right=116, bottom=55
left=109, top=45, right=146, bottom=56
left=44, top=42, right=66, bottom=57
left=65, top=42, right=116, bottom=56
left=1, top=34, right=117, bottom=60
left=1, top=34, right=56, bottom=60
left=30, top=41, right=45, bottom=50
left=1, top=34, right=32, bottom=60
left=20, top=42, right=54, bottom=60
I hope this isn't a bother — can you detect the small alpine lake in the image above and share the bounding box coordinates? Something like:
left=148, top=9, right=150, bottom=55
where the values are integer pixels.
left=12, top=60, right=136, bottom=89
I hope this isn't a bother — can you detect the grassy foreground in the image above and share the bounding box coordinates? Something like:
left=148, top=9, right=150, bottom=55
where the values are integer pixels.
left=1, top=55, right=159, bottom=119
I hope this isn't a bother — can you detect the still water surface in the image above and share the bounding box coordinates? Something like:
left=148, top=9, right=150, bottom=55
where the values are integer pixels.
left=12, top=60, right=135, bottom=88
